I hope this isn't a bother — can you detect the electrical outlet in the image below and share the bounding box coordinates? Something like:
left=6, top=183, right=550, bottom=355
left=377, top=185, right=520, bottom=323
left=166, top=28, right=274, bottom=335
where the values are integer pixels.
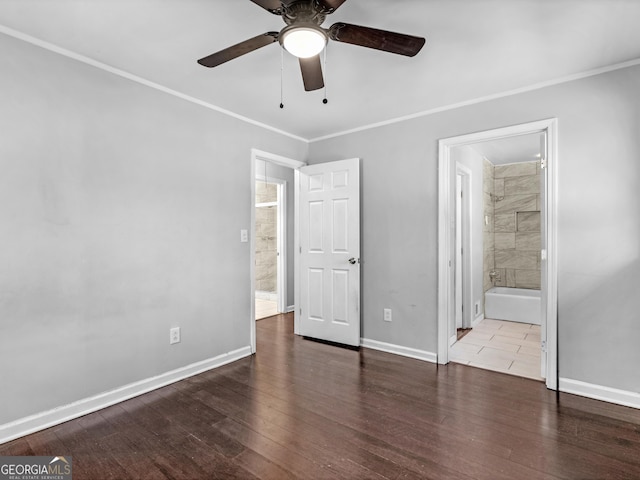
left=383, top=308, right=392, bottom=322
left=169, top=327, right=181, bottom=345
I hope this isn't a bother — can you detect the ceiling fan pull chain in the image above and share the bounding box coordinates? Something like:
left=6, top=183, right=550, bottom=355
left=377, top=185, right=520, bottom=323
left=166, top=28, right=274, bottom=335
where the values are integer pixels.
left=280, top=47, right=285, bottom=109
left=322, top=46, right=328, bottom=104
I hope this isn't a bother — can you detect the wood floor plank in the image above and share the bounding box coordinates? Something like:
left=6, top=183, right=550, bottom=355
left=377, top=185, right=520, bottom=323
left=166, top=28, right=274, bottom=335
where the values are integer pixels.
left=233, top=448, right=297, bottom=480
left=2, top=313, right=640, bottom=479
left=192, top=379, right=471, bottom=480
left=214, top=417, right=342, bottom=480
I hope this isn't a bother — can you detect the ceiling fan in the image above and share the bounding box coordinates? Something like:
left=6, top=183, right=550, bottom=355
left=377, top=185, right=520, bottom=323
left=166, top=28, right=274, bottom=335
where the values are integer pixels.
left=197, top=0, right=426, bottom=92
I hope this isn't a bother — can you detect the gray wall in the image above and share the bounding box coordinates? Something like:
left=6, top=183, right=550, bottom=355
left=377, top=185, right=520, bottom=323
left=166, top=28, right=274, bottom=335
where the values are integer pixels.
left=0, top=33, right=307, bottom=425
left=308, top=64, right=640, bottom=393
left=3, top=26, right=640, bottom=429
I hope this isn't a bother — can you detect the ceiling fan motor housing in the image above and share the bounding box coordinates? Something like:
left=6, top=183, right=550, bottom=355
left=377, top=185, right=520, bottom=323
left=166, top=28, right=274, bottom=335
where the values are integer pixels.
left=282, top=1, right=327, bottom=26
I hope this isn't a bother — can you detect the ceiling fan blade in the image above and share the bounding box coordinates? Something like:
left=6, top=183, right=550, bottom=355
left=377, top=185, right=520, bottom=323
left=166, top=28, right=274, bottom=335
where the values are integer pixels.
left=328, top=23, right=425, bottom=57
left=299, top=55, right=324, bottom=91
left=248, top=0, right=282, bottom=14
left=316, top=0, right=348, bottom=14
left=197, top=32, right=279, bottom=68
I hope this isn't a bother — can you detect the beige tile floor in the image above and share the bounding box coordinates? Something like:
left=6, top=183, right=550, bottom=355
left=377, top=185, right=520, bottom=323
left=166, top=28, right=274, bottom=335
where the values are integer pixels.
left=255, top=298, right=278, bottom=320
left=450, top=318, right=544, bottom=381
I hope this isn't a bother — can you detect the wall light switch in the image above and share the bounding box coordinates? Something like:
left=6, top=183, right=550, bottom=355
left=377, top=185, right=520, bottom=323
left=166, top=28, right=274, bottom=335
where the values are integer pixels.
left=240, top=229, right=248, bottom=243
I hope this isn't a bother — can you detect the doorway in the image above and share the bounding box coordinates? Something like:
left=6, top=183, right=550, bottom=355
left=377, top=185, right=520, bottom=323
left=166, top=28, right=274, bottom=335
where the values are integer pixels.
left=437, top=119, right=558, bottom=390
left=250, top=152, right=363, bottom=353
left=255, top=179, right=283, bottom=320
left=250, top=149, right=305, bottom=353
left=454, top=163, right=473, bottom=344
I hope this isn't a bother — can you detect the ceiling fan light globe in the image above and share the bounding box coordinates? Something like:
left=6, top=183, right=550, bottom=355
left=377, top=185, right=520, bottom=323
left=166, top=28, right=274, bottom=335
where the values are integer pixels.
left=282, top=27, right=327, bottom=58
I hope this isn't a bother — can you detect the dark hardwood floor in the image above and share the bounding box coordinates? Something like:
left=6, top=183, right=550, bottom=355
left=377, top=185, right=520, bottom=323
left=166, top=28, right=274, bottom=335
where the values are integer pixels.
left=3, top=313, right=640, bottom=479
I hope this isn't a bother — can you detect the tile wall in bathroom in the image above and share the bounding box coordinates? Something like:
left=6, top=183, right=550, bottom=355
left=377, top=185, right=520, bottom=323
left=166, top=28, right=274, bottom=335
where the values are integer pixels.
left=255, top=182, right=278, bottom=293
left=483, top=159, right=495, bottom=293
left=484, top=160, right=541, bottom=291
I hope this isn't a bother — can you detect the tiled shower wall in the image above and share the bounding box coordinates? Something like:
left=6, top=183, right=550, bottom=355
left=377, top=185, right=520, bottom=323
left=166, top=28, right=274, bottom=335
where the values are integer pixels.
left=483, top=159, right=495, bottom=293
left=255, top=182, right=277, bottom=293
left=483, top=160, right=541, bottom=291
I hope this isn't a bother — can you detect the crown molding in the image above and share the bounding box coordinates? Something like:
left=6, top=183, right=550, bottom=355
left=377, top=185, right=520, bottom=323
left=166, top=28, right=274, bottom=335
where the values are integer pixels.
left=3, top=23, right=640, bottom=145
left=0, top=24, right=307, bottom=143
left=309, top=57, right=640, bottom=143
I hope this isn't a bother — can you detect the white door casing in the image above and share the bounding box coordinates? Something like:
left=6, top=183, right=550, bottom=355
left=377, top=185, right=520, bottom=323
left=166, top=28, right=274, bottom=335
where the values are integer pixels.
left=539, top=132, right=549, bottom=379
left=455, top=163, right=473, bottom=332
left=297, top=158, right=361, bottom=346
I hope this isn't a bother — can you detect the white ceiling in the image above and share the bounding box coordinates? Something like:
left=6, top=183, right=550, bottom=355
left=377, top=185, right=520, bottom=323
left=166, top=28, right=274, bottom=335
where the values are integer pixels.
left=2, top=0, right=640, bottom=141
left=470, top=132, right=544, bottom=165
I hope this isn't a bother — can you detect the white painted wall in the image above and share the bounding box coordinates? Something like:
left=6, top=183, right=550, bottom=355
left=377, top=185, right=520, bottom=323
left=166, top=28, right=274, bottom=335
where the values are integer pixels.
left=0, top=33, right=307, bottom=426
left=451, top=146, right=485, bottom=321
left=309, top=64, right=640, bottom=395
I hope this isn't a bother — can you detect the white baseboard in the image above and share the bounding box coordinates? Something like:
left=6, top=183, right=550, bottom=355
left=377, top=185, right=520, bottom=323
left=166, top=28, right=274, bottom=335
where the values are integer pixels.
left=471, top=313, right=484, bottom=327
left=559, top=377, right=640, bottom=410
left=286, top=305, right=295, bottom=313
left=361, top=338, right=437, bottom=363
left=0, top=346, right=252, bottom=445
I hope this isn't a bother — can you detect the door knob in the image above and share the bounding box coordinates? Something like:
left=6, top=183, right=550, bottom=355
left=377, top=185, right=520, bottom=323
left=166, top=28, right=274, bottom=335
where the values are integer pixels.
left=348, top=257, right=358, bottom=265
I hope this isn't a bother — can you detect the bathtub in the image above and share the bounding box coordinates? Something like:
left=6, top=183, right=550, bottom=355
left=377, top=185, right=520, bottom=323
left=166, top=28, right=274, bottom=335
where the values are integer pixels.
left=484, top=287, right=541, bottom=325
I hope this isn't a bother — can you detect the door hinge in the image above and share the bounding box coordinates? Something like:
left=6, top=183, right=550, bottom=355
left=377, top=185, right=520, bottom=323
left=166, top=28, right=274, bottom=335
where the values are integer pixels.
left=541, top=159, right=547, bottom=169
left=541, top=340, right=547, bottom=353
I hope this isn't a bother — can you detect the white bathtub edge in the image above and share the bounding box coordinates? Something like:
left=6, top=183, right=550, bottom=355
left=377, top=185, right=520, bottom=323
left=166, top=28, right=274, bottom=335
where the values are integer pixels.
left=485, top=287, right=541, bottom=325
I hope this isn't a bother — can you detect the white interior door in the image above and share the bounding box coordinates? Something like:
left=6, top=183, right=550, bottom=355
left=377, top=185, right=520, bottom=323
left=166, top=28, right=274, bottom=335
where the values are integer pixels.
left=298, top=158, right=360, bottom=346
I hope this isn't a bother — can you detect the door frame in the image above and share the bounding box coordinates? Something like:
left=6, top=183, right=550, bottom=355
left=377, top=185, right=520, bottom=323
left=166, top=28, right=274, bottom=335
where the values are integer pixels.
left=437, top=119, right=559, bottom=390
left=250, top=149, right=305, bottom=353
left=455, top=162, right=474, bottom=333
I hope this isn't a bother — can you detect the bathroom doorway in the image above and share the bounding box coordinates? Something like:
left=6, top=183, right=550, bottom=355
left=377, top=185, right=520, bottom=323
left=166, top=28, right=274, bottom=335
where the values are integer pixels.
left=438, top=119, right=558, bottom=390
left=255, top=179, right=283, bottom=320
